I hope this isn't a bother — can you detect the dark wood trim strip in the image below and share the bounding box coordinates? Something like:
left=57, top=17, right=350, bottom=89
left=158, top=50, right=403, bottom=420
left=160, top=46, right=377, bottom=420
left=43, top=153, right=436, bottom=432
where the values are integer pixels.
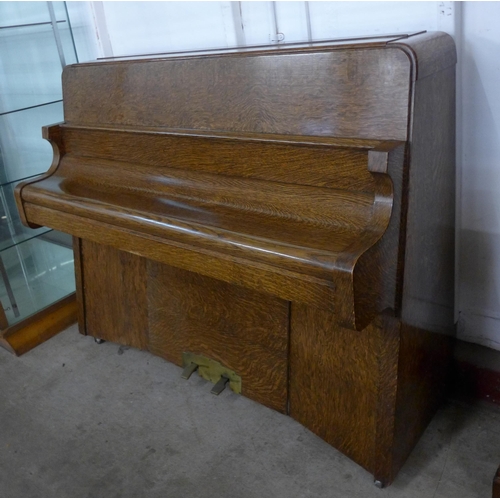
left=73, top=237, right=87, bottom=335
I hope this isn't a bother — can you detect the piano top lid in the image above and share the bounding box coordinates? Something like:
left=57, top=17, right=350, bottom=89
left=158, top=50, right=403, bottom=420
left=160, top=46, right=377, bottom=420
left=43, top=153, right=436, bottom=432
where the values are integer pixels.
left=94, top=32, right=426, bottom=63
left=73, top=30, right=456, bottom=83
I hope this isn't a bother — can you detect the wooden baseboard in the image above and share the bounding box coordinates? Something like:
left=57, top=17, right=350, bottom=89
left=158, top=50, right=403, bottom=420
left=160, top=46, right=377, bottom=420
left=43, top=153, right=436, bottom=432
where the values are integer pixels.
left=451, top=340, right=500, bottom=405
left=0, top=293, right=77, bottom=356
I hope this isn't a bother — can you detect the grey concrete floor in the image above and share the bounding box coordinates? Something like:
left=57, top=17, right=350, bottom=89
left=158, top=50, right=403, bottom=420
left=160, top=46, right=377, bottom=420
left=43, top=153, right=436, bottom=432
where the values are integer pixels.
left=1, top=324, right=500, bottom=497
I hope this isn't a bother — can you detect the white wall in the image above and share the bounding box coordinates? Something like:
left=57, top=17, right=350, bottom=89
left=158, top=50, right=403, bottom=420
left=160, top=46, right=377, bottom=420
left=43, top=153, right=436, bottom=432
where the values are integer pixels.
left=80, top=1, right=453, bottom=56
left=67, top=1, right=500, bottom=350
left=458, top=2, right=500, bottom=350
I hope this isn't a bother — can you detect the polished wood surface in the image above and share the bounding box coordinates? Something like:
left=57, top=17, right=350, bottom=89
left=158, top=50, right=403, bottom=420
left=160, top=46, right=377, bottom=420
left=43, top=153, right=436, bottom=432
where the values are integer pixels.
left=0, top=294, right=77, bottom=356
left=15, top=32, right=456, bottom=486
left=18, top=130, right=403, bottom=330
left=81, top=240, right=148, bottom=349
left=390, top=324, right=453, bottom=479
left=62, top=49, right=411, bottom=141
left=289, top=304, right=380, bottom=471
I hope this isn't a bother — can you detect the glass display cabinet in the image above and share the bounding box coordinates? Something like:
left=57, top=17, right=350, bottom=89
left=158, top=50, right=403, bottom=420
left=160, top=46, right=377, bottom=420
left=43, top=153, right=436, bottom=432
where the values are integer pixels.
left=0, top=2, right=77, bottom=355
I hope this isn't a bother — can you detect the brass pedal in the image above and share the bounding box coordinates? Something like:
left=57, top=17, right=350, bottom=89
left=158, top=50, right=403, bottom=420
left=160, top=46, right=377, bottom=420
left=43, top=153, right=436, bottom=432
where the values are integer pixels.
left=181, top=352, right=241, bottom=394
left=210, top=376, right=229, bottom=395
left=181, top=362, right=198, bottom=380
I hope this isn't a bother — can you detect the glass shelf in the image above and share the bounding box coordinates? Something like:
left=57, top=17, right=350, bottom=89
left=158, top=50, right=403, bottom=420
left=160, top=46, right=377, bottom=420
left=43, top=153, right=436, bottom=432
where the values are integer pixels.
left=0, top=233, right=75, bottom=326
left=0, top=2, right=52, bottom=27
left=0, top=2, right=77, bottom=114
left=0, top=175, right=50, bottom=253
left=0, top=20, right=67, bottom=30
left=0, top=100, right=63, bottom=183
left=0, top=1, right=78, bottom=336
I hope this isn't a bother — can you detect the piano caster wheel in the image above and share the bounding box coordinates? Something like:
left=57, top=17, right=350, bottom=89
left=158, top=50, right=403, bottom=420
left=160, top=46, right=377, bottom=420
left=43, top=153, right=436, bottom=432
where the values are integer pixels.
left=374, top=480, right=384, bottom=489
left=94, top=337, right=105, bottom=344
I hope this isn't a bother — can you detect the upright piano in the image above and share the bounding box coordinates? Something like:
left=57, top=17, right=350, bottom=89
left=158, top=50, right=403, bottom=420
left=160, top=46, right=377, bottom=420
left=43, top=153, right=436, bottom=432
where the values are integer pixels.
left=15, top=32, right=456, bottom=486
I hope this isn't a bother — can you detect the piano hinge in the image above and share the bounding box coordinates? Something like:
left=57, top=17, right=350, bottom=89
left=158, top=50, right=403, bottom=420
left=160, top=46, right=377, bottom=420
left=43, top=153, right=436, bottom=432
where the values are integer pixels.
left=181, top=352, right=242, bottom=395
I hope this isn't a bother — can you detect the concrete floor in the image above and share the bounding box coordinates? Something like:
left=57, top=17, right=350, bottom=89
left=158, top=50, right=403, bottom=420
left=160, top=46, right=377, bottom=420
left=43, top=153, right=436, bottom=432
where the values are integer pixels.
left=1, top=324, right=500, bottom=497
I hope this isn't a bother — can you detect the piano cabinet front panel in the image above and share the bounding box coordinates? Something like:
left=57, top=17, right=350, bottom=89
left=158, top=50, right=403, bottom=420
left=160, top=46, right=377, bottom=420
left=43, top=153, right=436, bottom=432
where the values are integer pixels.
left=81, top=239, right=149, bottom=350
left=79, top=239, right=289, bottom=413
left=76, top=238, right=452, bottom=485
left=147, top=262, right=289, bottom=413
left=289, top=303, right=380, bottom=472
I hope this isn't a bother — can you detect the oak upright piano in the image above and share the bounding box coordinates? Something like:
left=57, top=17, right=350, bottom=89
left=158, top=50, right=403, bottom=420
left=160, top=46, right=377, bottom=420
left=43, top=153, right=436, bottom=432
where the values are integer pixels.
left=15, top=31, right=456, bottom=486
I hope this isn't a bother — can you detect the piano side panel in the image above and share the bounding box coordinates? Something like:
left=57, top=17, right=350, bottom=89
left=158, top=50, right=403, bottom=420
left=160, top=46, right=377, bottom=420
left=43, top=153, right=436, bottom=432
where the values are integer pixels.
left=389, top=32, right=457, bottom=81
left=352, top=143, right=406, bottom=330
left=402, top=65, right=456, bottom=334
left=80, top=240, right=149, bottom=349
left=62, top=48, right=411, bottom=141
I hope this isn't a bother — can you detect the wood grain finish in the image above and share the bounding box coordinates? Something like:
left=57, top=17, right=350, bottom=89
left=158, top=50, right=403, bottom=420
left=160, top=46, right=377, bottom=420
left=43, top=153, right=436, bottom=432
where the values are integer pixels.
left=61, top=126, right=379, bottom=191
left=81, top=240, right=148, bottom=349
left=15, top=32, right=456, bottom=486
left=0, top=294, right=77, bottom=356
left=147, top=263, right=289, bottom=412
left=290, top=308, right=454, bottom=486
left=22, top=202, right=339, bottom=311
left=289, top=304, right=379, bottom=471
left=62, top=48, right=411, bottom=141
left=15, top=124, right=66, bottom=230
left=389, top=31, right=457, bottom=80
left=18, top=130, right=405, bottom=330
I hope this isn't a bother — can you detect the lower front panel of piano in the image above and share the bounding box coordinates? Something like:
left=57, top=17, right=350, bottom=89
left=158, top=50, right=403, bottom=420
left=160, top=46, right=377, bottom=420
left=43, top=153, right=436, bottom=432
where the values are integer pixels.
left=76, top=238, right=452, bottom=487
left=79, top=238, right=289, bottom=413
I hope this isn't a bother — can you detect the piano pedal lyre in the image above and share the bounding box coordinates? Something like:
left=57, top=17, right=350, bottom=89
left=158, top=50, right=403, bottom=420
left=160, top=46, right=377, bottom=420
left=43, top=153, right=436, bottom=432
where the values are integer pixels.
left=181, top=352, right=241, bottom=396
